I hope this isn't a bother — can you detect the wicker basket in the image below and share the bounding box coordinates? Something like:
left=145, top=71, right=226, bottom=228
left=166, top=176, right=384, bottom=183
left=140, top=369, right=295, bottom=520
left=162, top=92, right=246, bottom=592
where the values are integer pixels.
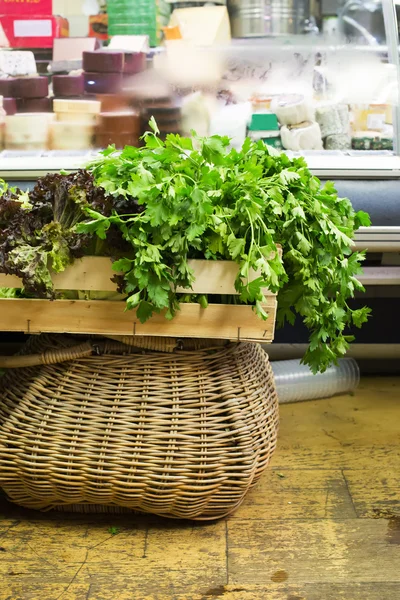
left=0, top=335, right=279, bottom=520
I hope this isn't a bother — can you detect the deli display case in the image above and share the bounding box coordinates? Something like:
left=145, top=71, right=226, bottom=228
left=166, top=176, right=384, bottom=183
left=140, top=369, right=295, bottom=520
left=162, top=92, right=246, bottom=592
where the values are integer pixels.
left=0, top=0, right=399, bottom=364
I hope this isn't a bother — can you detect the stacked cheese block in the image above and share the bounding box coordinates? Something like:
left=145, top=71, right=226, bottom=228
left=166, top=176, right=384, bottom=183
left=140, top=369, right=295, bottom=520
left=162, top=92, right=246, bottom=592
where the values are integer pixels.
left=77, top=50, right=146, bottom=150
left=247, top=113, right=282, bottom=149
left=140, top=98, right=182, bottom=140
left=14, top=77, right=52, bottom=113
left=52, top=74, right=85, bottom=100
left=96, top=111, right=141, bottom=149
left=0, top=79, right=17, bottom=116
left=82, top=50, right=146, bottom=96
left=0, top=76, right=51, bottom=115
left=42, top=50, right=145, bottom=151
left=5, top=112, right=54, bottom=151
left=271, top=94, right=323, bottom=152
left=0, top=51, right=38, bottom=117
left=51, top=99, right=101, bottom=150
left=315, top=103, right=350, bottom=150
left=0, top=51, right=53, bottom=150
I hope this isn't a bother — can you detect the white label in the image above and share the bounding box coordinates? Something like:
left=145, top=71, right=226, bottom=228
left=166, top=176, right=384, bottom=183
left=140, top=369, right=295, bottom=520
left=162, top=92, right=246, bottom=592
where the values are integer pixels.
left=14, top=20, right=52, bottom=38
left=367, top=113, right=385, bottom=131
left=109, top=35, right=150, bottom=52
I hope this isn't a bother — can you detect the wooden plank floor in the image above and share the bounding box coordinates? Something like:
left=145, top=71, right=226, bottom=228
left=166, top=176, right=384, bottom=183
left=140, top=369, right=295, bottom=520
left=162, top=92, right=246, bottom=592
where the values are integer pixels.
left=0, top=376, right=399, bottom=600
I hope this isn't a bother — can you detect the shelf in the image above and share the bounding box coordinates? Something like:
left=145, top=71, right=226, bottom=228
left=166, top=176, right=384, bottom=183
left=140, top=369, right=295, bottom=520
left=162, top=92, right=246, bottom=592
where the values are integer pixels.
left=359, top=266, right=400, bottom=286
left=354, top=226, right=400, bottom=252
left=1, top=153, right=400, bottom=180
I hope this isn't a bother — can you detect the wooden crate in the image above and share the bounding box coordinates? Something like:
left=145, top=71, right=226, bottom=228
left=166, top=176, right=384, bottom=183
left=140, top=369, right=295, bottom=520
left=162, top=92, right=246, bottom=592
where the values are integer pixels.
left=0, top=257, right=277, bottom=342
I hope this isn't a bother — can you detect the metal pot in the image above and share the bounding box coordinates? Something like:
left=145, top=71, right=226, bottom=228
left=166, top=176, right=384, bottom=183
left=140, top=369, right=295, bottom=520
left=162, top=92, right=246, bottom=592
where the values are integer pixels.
left=228, top=0, right=310, bottom=38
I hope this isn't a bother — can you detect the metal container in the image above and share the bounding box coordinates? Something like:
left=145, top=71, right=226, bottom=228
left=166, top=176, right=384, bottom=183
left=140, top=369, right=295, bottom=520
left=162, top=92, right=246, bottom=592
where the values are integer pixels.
left=228, top=0, right=309, bottom=38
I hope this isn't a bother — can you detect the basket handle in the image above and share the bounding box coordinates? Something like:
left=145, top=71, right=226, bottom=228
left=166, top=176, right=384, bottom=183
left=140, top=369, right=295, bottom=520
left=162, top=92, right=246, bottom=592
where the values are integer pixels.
left=0, top=342, right=94, bottom=369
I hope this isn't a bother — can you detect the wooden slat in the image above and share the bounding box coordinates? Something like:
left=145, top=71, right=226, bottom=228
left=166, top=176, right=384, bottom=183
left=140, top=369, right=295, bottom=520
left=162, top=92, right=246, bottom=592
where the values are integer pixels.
left=0, top=257, right=276, bottom=296
left=177, top=260, right=275, bottom=296
left=0, top=297, right=276, bottom=341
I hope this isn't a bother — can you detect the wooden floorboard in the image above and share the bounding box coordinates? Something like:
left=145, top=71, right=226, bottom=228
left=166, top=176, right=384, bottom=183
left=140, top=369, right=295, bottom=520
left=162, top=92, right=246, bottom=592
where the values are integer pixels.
left=0, top=376, right=399, bottom=600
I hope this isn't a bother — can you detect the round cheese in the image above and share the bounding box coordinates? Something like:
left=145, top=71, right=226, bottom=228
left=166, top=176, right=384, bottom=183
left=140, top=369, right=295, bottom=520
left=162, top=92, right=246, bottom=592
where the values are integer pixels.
left=83, top=51, right=124, bottom=74
left=141, top=101, right=182, bottom=129
left=53, top=98, right=101, bottom=114
left=52, top=75, right=84, bottom=97
left=0, top=79, right=15, bottom=97
left=3, top=98, right=17, bottom=115
left=5, top=113, right=53, bottom=146
left=271, top=94, right=315, bottom=126
left=96, top=94, right=131, bottom=112
left=124, top=52, right=146, bottom=75
left=84, top=72, right=123, bottom=95
left=17, top=97, right=53, bottom=113
left=97, top=111, right=140, bottom=134
left=50, top=121, right=94, bottom=150
left=280, top=121, right=323, bottom=151
left=13, top=76, right=49, bottom=99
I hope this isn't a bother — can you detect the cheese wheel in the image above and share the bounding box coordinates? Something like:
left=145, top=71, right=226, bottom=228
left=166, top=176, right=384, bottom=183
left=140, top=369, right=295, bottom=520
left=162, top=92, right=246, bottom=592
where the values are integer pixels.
left=13, top=77, right=49, bottom=99
left=96, top=94, right=131, bottom=112
left=50, top=121, right=94, bottom=150
left=3, top=98, right=17, bottom=115
left=5, top=113, right=53, bottom=146
left=97, top=111, right=140, bottom=133
left=95, top=132, right=139, bottom=149
left=280, top=121, right=323, bottom=151
left=52, top=75, right=84, bottom=97
left=17, top=97, right=53, bottom=113
left=53, top=98, right=101, bottom=114
left=84, top=72, right=123, bottom=95
left=0, top=79, right=15, bottom=97
left=83, top=51, right=124, bottom=74
left=271, top=94, right=315, bottom=126
left=124, top=52, right=146, bottom=75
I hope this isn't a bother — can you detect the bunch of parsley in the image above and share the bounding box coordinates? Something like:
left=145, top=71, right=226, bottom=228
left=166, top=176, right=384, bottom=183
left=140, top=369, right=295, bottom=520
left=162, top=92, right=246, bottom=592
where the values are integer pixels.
left=77, top=120, right=371, bottom=373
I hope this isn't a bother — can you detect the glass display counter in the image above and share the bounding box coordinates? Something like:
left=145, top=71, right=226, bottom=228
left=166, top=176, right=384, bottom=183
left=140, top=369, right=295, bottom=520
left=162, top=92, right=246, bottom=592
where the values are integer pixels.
left=0, top=2, right=399, bottom=184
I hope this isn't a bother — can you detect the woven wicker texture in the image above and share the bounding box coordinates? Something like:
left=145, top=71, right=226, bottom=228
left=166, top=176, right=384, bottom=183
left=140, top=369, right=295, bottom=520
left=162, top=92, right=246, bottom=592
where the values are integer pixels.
left=0, top=335, right=279, bottom=520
